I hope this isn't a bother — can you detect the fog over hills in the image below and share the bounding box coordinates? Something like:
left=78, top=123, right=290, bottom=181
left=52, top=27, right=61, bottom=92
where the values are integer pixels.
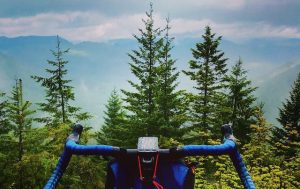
left=0, top=36, right=299, bottom=129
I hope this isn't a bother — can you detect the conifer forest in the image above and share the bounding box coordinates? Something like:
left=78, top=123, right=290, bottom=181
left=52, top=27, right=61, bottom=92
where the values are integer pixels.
left=1, top=3, right=300, bottom=189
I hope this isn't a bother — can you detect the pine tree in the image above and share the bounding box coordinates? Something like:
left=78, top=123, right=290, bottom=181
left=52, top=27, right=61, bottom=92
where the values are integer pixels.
left=7, top=79, right=35, bottom=189
left=0, top=91, right=9, bottom=134
left=242, top=107, right=300, bottom=188
left=122, top=3, right=164, bottom=140
left=242, top=108, right=282, bottom=188
left=0, top=91, right=15, bottom=188
left=31, top=36, right=90, bottom=127
left=272, top=73, right=300, bottom=159
left=270, top=73, right=300, bottom=188
left=96, top=89, right=127, bottom=147
left=183, top=26, right=228, bottom=140
left=225, top=59, right=257, bottom=144
left=156, top=18, right=187, bottom=139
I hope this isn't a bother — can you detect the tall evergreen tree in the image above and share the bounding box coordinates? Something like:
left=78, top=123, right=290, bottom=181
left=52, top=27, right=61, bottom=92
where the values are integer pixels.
left=122, top=3, right=164, bottom=139
left=156, top=18, right=187, bottom=138
left=7, top=79, right=35, bottom=189
left=97, top=89, right=127, bottom=147
left=225, top=59, right=257, bottom=144
left=32, top=36, right=90, bottom=127
left=0, top=91, right=14, bottom=188
left=272, top=73, right=300, bottom=160
left=0, top=91, right=9, bottom=134
left=183, top=26, right=228, bottom=139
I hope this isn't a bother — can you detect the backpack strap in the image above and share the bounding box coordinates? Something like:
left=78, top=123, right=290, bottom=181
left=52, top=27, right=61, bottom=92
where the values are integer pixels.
left=137, top=153, right=164, bottom=189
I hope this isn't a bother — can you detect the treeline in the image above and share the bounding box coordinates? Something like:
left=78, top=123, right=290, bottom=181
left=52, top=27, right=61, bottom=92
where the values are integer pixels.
left=0, top=4, right=300, bottom=189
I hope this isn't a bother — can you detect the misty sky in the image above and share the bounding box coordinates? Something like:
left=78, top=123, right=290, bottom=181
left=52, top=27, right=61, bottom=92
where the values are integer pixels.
left=1, top=0, right=300, bottom=42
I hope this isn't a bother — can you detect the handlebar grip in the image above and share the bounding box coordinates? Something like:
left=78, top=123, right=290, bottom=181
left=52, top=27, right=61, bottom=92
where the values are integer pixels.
left=221, top=124, right=232, bottom=136
left=73, top=123, right=83, bottom=135
left=67, top=123, right=83, bottom=143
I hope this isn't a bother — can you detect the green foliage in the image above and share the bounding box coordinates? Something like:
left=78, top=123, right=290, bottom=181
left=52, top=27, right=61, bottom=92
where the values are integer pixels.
left=192, top=156, right=209, bottom=189
left=183, top=26, right=228, bottom=140
left=0, top=132, right=16, bottom=188
left=47, top=124, right=106, bottom=189
left=270, top=73, right=300, bottom=188
left=8, top=79, right=35, bottom=134
left=122, top=3, right=164, bottom=140
left=25, top=124, right=106, bottom=189
left=96, top=89, right=129, bottom=147
left=7, top=79, right=35, bottom=189
left=122, top=4, right=186, bottom=146
left=225, top=59, right=257, bottom=144
left=0, top=91, right=10, bottom=134
left=0, top=80, right=103, bottom=188
left=243, top=109, right=280, bottom=188
left=243, top=108, right=300, bottom=188
left=31, top=36, right=91, bottom=127
left=156, top=18, right=188, bottom=139
left=272, top=73, right=300, bottom=160
left=192, top=138, right=242, bottom=189
left=209, top=140, right=242, bottom=189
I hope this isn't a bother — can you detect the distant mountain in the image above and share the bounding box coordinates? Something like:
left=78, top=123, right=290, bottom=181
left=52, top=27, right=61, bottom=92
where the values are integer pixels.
left=0, top=36, right=135, bottom=129
left=255, top=61, right=300, bottom=126
left=0, top=36, right=299, bottom=129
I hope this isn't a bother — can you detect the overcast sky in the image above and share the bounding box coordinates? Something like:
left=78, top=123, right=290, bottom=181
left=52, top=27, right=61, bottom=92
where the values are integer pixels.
left=1, top=0, right=300, bottom=42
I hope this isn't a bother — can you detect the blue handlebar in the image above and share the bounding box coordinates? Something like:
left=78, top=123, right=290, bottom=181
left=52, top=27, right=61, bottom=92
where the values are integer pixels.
left=231, top=150, right=256, bottom=189
left=66, top=140, right=118, bottom=155
left=44, top=124, right=255, bottom=189
left=44, top=138, right=118, bottom=189
left=181, top=139, right=255, bottom=189
left=43, top=149, right=71, bottom=189
left=181, top=139, right=235, bottom=156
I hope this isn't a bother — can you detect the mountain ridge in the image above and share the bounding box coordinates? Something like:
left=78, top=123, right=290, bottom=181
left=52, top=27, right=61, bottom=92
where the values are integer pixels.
left=1, top=35, right=299, bottom=129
